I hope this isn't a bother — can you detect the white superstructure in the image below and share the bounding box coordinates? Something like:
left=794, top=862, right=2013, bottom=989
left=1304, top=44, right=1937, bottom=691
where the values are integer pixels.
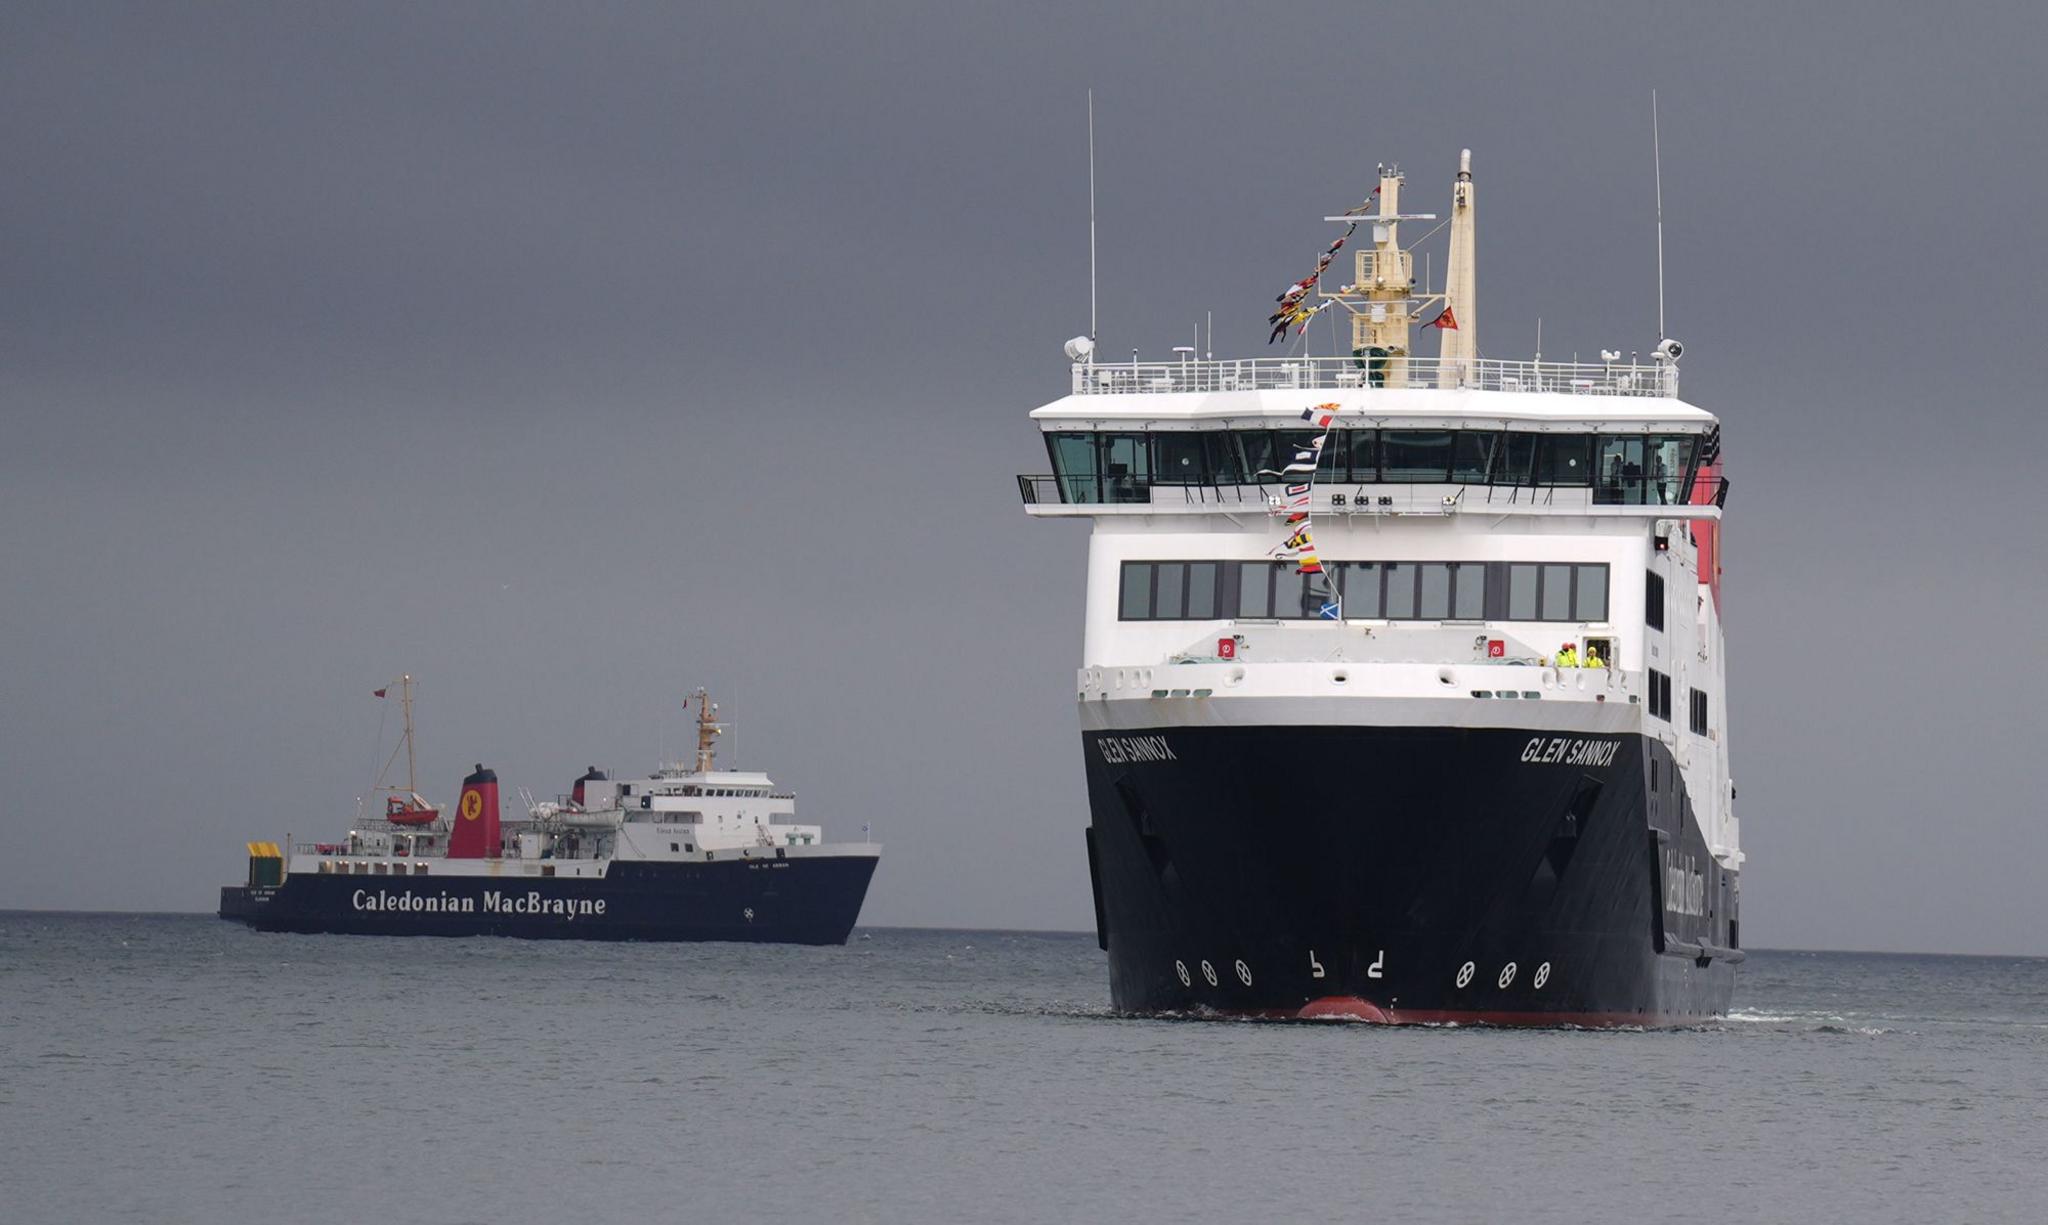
left=1020, top=155, right=1738, bottom=877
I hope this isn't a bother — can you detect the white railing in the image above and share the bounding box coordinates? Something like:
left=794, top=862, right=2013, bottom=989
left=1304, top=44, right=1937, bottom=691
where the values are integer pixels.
left=1070, top=355, right=1677, bottom=399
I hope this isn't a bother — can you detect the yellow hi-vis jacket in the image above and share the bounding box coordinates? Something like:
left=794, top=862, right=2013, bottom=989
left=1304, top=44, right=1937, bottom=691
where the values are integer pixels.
left=1556, top=648, right=1579, bottom=668
left=1584, top=648, right=1605, bottom=669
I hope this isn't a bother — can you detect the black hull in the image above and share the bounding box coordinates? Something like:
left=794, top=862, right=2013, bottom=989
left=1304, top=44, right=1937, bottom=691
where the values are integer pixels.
left=1082, top=724, right=1738, bottom=1026
left=218, top=855, right=878, bottom=945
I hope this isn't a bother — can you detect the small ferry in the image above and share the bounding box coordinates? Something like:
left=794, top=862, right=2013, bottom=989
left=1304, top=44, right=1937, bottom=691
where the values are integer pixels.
left=219, top=682, right=880, bottom=943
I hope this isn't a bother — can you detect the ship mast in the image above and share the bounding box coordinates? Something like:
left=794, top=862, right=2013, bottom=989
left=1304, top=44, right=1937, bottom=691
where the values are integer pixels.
left=1324, top=164, right=1435, bottom=387
left=400, top=674, right=418, bottom=795
left=1319, top=154, right=1478, bottom=389
left=692, top=687, right=723, bottom=774
left=374, top=673, right=424, bottom=798
left=1436, top=149, right=1477, bottom=386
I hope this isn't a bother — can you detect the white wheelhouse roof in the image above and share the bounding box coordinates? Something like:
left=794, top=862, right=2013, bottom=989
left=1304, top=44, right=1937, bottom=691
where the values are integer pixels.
left=1030, top=388, right=1717, bottom=432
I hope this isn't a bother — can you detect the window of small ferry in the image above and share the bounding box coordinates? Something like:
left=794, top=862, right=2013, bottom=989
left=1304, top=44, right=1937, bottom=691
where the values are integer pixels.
left=1186, top=562, right=1220, bottom=618
left=1236, top=561, right=1274, bottom=617
left=1234, top=431, right=1281, bottom=483
left=1098, top=434, right=1150, bottom=502
left=1384, top=563, right=1418, bottom=618
left=1048, top=433, right=1098, bottom=502
left=1452, top=432, right=1501, bottom=483
left=1342, top=430, right=1378, bottom=481
left=1120, top=562, right=1152, bottom=619
left=1151, top=562, right=1184, bottom=618
left=1338, top=562, right=1383, bottom=617
left=1203, top=432, right=1246, bottom=485
left=1151, top=433, right=1206, bottom=485
left=1540, top=564, right=1574, bottom=619
left=1507, top=563, right=1540, bottom=619
left=1534, top=435, right=1594, bottom=486
left=1246, top=562, right=1318, bottom=618
left=1380, top=431, right=1454, bottom=482
left=1273, top=429, right=1322, bottom=479
left=1574, top=565, right=1609, bottom=621
left=1595, top=436, right=1647, bottom=504
left=1649, top=434, right=1697, bottom=504
left=1419, top=563, right=1453, bottom=619
left=1451, top=562, right=1486, bottom=619
left=1499, top=433, right=1539, bottom=486
left=1321, top=430, right=1350, bottom=480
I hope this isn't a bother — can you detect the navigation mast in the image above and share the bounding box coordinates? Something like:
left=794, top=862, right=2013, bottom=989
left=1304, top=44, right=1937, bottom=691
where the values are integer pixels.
left=1323, top=165, right=1436, bottom=388
left=373, top=673, right=426, bottom=798
left=692, top=688, right=724, bottom=774
left=373, top=673, right=440, bottom=824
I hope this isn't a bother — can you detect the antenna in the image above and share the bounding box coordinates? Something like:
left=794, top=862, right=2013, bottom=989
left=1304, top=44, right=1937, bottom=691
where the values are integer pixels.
left=1087, top=89, right=1098, bottom=343
left=1652, top=89, right=1667, bottom=341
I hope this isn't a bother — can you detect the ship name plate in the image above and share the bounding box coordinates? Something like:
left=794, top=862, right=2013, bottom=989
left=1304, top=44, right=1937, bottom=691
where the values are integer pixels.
left=1520, top=736, right=1621, bottom=767
left=1096, top=734, right=1179, bottom=765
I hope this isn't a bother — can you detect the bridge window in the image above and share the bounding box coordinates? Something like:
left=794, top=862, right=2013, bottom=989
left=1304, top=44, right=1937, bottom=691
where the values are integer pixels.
left=1453, top=431, right=1502, bottom=483
left=1596, top=434, right=1698, bottom=504
left=1046, top=429, right=1698, bottom=502
left=1151, top=433, right=1206, bottom=485
left=1646, top=570, right=1666, bottom=631
left=1689, top=688, right=1710, bottom=735
left=1380, top=431, right=1454, bottom=482
left=1535, top=435, right=1593, bottom=486
left=1341, top=430, right=1377, bottom=481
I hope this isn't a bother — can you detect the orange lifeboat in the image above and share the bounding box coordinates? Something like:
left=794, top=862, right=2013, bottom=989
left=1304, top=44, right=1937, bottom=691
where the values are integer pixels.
left=385, top=795, right=441, bottom=826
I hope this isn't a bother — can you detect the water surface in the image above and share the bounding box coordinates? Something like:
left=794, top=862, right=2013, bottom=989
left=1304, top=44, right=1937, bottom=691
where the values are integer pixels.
left=3, top=914, right=2043, bottom=1223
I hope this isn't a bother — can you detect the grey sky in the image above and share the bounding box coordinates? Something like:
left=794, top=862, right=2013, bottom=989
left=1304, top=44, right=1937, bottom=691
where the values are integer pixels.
left=4, top=2, right=2044, bottom=951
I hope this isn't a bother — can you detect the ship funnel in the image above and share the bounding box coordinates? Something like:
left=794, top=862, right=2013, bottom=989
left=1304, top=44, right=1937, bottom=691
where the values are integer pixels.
left=447, top=763, right=501, bottom=859
left=571, top=766, right=607, bottom=808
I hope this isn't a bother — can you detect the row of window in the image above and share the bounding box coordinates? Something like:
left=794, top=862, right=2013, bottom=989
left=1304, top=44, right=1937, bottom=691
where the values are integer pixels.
left=1646, top=669, right=1713, bottom=734
left=1119, top=560, right=1611, bottom=623
left=1048, top=429, right=1699, bottom=504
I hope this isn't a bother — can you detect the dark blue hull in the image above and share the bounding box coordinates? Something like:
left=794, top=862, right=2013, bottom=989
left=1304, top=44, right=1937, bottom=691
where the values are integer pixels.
left=1081, top=724, right=1738, bottom=1025
left=219, top=854, right=878, bottom=945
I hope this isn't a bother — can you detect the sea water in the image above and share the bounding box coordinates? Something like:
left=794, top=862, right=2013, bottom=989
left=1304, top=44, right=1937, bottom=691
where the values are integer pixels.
left=3, top=914, right=2044, bottom=1223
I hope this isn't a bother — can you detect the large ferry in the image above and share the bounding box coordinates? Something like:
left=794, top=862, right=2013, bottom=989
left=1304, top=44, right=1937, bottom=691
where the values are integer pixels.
left=220, top=683, right=880, bottom=943
left=1019, top=153, right=1738, bottom=1024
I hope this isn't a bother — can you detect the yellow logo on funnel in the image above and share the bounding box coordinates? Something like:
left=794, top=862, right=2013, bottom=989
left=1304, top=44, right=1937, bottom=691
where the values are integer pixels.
left=461, top=790, right=482, bottom=821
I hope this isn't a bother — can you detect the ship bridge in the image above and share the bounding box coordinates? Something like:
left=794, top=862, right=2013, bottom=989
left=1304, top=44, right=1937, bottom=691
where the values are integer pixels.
left=1017, top=369, right=1723, bottom=520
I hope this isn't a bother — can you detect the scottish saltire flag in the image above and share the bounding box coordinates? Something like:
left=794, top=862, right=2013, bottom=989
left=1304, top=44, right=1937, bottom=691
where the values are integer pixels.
left=1318, top=601, right=1342, bottom=620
